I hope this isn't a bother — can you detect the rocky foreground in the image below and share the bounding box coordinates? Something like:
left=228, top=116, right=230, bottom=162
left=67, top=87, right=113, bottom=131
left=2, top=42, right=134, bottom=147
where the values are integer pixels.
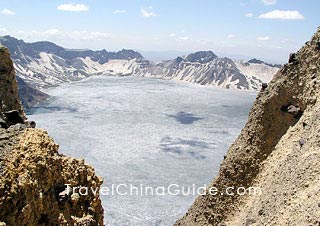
left=0, top=47, right=104, bottom=225
left=175, top=27, right=320, bottom=225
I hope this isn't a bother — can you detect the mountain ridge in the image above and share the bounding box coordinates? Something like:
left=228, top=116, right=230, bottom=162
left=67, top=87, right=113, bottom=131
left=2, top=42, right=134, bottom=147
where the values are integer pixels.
left=0, top=35, right=280, bottom=108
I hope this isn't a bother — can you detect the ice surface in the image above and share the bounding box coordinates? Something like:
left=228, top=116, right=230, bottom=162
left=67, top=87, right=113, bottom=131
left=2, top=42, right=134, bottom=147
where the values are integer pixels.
left=28, top=76, right=256, bottom=226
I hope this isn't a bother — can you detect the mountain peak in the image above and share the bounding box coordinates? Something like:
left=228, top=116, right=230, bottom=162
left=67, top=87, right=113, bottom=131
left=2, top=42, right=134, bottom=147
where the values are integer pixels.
left=248, top=58, right=265, bottom=64
left=184, top=50, right=218, bottom=63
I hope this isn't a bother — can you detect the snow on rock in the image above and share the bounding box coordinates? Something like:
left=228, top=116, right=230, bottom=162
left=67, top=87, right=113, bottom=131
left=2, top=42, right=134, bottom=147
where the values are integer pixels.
left=1, top=36, right=280, bottom=92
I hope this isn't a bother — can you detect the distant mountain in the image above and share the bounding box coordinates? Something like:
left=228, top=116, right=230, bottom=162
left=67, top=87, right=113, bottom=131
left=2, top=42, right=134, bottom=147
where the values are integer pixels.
left=0, top=36, right=143, bottom=89
left=139, top=50, right=189, bottom=61
left=248, top=58, right=282, bottom=68
left=0, top=36, right=281, bottom=107
left=138, top=51, right=280, bottom=90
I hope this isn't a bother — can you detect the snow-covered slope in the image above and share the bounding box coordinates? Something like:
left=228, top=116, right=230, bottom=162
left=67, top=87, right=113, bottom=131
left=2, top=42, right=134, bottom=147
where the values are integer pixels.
left=1, top=36, right=280, bottom=93
left=14, top=53, right=143, bottom=88
left=0, top=36, right=143, bottom=88
left=138, top=52, right=280, bottom=90
left=234, top=60, right=280, bottom=83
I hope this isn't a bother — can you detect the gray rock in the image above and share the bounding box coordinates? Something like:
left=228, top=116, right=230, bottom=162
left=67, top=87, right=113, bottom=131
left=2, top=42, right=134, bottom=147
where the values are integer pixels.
left=25, top=121, right=36, bottom=128
left=8, top=123, right=27, bottom=132
left=299, top=138, right=305, bottom=148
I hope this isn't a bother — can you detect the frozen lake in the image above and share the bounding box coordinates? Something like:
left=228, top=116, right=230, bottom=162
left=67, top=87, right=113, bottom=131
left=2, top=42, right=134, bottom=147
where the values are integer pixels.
left=28, top=76, right=256, bottom=226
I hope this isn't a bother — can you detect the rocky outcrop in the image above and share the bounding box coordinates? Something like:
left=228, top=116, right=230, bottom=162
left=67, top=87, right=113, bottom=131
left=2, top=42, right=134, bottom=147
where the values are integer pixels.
left=0, top=46, right=25, bottom=117
left=0, top=47, right=104, bottom=225
left=175, top=27, right=320, bottom=225
left=0, top=129, right=104, bottom=225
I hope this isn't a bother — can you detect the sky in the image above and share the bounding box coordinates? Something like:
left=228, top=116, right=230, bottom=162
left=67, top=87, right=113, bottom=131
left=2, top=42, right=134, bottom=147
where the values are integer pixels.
left=0, top=0, right=319, bottom=63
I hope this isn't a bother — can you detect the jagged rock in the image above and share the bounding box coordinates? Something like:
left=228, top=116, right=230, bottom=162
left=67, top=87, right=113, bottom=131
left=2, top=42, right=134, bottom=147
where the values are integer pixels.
left=316, top=41, right=320, bottom=50
left=0, top=129, right=104, bottom=225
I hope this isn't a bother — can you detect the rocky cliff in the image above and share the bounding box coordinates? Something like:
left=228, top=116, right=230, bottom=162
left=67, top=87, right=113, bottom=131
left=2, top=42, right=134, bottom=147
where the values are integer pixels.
left=0, top=46, right=25, bottom=117
left=175, top=28, right=320, bottom=225
left=0, top=47, right=104, bottom=225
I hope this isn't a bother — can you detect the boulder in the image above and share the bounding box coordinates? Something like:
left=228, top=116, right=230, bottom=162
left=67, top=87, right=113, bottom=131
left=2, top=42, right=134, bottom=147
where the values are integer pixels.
left=25, top=121, right=36, bottom=128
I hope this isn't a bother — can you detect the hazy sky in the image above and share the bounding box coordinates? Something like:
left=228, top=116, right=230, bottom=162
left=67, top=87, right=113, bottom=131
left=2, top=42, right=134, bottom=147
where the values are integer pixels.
left=0, top=0, right=319, bottom=62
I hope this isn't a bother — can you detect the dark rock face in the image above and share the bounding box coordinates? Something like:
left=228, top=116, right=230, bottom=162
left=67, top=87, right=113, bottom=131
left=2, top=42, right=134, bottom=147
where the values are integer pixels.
left=16, top=76, right=49, bottom=109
